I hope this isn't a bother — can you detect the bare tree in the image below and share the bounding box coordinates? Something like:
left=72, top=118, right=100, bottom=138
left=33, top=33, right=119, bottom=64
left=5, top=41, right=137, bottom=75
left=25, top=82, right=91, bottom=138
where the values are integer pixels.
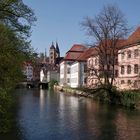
left=82, top=4, right=129, bottom=92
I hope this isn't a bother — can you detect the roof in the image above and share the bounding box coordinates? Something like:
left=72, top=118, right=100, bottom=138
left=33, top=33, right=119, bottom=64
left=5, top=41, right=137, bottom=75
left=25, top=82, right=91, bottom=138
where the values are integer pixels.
left=76, top=47, right=97, bottom=61
left=99, top=39, right=126, bottom=48
left=67, top=44, right=87, bottom=52
left=125, top=27, right=140, bottom=45
left=50, top=43, right=55, bottom=49
left=118, top=26, right=140, bottom=50
left=64, top=44, right=87, bottom=61
left=55, top=42, right=60, bottom=54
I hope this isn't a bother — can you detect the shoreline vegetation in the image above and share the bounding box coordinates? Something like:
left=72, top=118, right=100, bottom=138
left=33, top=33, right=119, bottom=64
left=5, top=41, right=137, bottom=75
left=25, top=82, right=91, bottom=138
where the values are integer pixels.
left=0, top=0, right=36, bottom=134
left=54, top=85, right=140, bottom=110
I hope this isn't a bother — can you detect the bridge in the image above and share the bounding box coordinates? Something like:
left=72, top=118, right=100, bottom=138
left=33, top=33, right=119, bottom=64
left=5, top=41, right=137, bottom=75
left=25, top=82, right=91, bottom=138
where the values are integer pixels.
left=26, top=80, right=48, bottom=89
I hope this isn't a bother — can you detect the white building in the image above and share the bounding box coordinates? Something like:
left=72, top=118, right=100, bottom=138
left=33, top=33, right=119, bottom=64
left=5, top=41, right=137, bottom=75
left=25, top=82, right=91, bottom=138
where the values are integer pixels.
left=47, top=70, right=59, bottom=82
left=59, top=44, right=87, bottom=87
left=70, top=61, right=86, bottom=88
left=40, top=69, right=47, bottom=83
left=60, top=61, right=72, bottom=86
left=23, top=62, right=33, bottom=81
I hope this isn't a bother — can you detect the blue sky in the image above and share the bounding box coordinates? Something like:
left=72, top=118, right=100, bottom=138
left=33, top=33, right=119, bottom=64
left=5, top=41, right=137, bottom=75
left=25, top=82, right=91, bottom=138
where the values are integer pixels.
left=23, top=0, right=140, bottom=56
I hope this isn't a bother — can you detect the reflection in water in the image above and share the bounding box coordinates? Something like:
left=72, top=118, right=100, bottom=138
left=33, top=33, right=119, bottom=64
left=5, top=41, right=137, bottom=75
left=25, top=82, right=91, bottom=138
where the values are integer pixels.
left=115, top=109, right=140, bottom=140
left=1, top=89, right=140, bottom=140
left=39, top=89, right=46, bottom=115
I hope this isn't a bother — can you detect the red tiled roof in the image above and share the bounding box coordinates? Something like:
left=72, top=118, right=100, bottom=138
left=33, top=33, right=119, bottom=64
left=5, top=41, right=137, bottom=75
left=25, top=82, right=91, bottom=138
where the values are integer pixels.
left=75, top=40, right=125, bottom=61
left=69, top=44, right=87, bottom=52
left=64, top=44, right=87, bottom=61
left=76, top=47, right=97, bottom=61
left=99, top=39, right=126, bottom=49
left=126, top=27, right=140, bottom=45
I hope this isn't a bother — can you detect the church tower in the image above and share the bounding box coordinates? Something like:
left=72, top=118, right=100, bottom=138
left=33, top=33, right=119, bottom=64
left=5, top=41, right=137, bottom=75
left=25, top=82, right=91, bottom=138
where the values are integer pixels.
left=55, top=42, right=60, bottom=58
left=49, top=42, right=56, bottom=64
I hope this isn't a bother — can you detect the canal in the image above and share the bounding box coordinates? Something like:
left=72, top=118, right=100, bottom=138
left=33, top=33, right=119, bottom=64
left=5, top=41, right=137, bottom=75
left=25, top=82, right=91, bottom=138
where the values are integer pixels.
left=1, top=89, right=140, bottom=140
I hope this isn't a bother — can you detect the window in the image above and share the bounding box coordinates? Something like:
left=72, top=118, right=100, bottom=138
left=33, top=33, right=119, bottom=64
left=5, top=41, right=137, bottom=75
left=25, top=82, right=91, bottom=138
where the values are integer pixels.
left=128, top=80, right=131, bottom=85
left=95, top=58, right=98, bottom=65
left=134, top=49, right=139, bottom=58
left=84, top=64, right=87, bottom=73
left=127, top=50, right=131, bottom=59
left=90, top=70, right=93, bottom=76
left=134, top=80, right=138, bottom=88
left=134, top=64, right=138, bottom=74
left=67, top=78, right=70, bottom=83
left=121, top=52, right=125, bottom=60
left=50, top=52, right=53, bottom=55
left=121, top=65, right=125, bottom=74
left=115, top=70, right=118, bottom=77
left=127, top=65, right=131, bottom=74
left=84, top=78, right=87, bottom=84
left=115, top=58, right=118, bottom=64
left=87, top=60, right=90, bottom=67
left=89, top=59, right=93, bottom=67
left=121, top=80, right=125, bottom=84
left=67, top=68, right=70, bottom=74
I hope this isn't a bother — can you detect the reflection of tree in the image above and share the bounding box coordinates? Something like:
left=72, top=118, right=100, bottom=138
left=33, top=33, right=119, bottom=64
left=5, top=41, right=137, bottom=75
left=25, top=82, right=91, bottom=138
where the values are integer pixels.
left=94, top=105, right=117, bottom=140
left=115, top=109, right=140, bottom=140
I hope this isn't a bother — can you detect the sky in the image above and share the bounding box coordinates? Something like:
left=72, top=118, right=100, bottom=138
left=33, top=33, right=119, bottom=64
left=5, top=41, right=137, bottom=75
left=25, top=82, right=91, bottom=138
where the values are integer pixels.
left=23, top=0, right=140, bottom=57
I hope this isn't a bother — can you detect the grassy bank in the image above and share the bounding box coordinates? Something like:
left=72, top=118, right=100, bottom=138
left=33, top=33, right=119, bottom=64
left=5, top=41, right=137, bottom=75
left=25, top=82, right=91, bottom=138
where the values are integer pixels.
left=55, top=86, right=140, bottom=109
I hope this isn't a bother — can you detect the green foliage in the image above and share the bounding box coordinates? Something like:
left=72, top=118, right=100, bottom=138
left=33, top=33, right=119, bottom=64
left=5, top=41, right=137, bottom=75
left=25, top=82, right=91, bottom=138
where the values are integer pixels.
left=0, top=0, right=37, bottom=37
left=0, top=24, right=24, bottom=88
left=49, top=80, right=58, bottom=89
left=62, top=86, right=140, bottom=109
left=120, top=91, right=140, bottom=108
left=0, top=0, right=36, bottom=133
left=0, top=88, right=14, bottom=133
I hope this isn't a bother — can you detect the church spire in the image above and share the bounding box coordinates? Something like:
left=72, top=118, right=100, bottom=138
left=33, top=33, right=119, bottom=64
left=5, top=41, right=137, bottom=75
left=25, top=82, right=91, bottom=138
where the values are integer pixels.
left=45, top=48, right=47, bottom=57
left=56, top=41, right=60, bottom=56
left=50, top=42, right=55, bottom=49
left=43, top=48, right=47, bottom=64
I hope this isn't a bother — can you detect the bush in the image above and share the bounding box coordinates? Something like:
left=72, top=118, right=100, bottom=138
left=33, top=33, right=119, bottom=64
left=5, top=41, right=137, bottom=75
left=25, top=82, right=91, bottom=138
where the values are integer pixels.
left=0, top=88, right=15, bottom=133
left=120, top=91, right=140, bottom=108
left=49, top=80, right=58, bottom=89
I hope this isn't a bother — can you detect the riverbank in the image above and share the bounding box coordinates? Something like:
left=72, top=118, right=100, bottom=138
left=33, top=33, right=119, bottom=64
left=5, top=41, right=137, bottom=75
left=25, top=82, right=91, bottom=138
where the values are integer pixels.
left=54, top=85, right=140, bottom=110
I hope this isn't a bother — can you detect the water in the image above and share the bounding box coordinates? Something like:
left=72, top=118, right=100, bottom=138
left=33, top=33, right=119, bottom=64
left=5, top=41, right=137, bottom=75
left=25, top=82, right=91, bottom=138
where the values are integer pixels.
left=1, top=89, right=140, bottom=140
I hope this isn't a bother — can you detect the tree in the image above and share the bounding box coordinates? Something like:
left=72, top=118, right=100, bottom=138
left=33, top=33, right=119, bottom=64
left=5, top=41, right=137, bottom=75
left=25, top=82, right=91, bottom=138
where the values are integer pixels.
left=0, top=0, right=36, bottom=133
left=0, top=0, right=37, bottom=62
left=0, top=0, right=36, bottom=37
left=82, top=5, right=129, bottom=92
